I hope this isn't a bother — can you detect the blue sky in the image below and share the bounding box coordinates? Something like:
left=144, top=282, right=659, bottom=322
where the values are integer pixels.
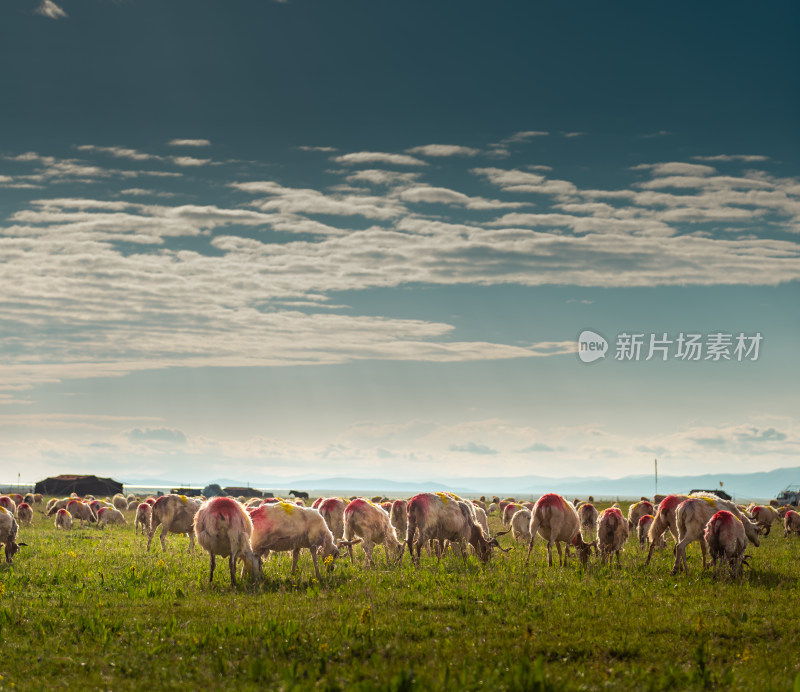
left=0, top=1, right=798, bottom=485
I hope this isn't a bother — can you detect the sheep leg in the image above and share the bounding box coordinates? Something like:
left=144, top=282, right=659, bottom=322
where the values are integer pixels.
left=310, top=549, right=322, bottom=581
left=644, top=539, right=656, bottom=567
left=229, top=555, right=238, bottom=587
left=700, top=539, right=708, bottom=569
left=547, top=540, right=554, bottom=567
left=209, top=553, right=216, bottom=583
left=160, top=524, right=168, bottom=552
left=556, top=542, right=563, bottom=567
left=290, top=548, right=300, bottom=575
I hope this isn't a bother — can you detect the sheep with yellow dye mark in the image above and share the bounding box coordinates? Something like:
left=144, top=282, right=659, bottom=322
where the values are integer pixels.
left=248, top=503, right=358, bottom=581
left=343, top=498, right=404, bottom=566
left=97, top=507, right=127, bottom=528
left=147, top=494, right=200, bottom=552
left=55, top=508, right=72, bottom=530
left=525, top=493, right=595, bottom=568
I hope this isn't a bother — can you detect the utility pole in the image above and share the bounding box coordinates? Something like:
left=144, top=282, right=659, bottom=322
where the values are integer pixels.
left=654, top=458, right=658, bottom=498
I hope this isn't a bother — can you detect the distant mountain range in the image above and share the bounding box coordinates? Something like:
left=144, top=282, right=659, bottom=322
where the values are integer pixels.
left=116, top=466, right=800, bottom=501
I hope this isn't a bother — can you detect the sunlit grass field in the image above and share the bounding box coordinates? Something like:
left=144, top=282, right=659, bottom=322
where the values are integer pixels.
left=2, top=499, right=800, bottom=691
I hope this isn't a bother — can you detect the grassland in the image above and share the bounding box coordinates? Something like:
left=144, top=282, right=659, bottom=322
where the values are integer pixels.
left=1, top=500, right=800, bottom=691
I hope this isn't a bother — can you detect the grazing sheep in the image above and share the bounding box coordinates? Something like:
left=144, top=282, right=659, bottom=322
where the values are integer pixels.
left=66, top=500, right=96, bottom=527
left=389, top=499, right=408, bottom=539
left=55, top=508, right=72, bottom=530
left=47, top=498, right=71, bottom=516
left=578, top=502, right=598, bottom=540
left=0, top=496, right=17, bottom=515
left=672, top=496, right=761, bottom=575
left=627, top=501, right=654, bottom=532
left=194, top=497, right=260, bottom=587
left=487, top=502, right=499, bottom=515
left=749, top=505, right=780, bottom=535
left=343, top=498, right=404, bottom=566
left=147, top=494, right=200, bottom=552
left=112, top=495, right=128, bottom=511
left=97, top=507, right=126, bottom=527
left=510, top=508, right=532, bottom=544
left=474, top=505, right=490, bottom=537
left=645, top=494, right=690, bottom=567
left=405, top=492, right=507, bottom=565
left=249, top=502, right=356, bottom=580
left=318, top=497, right=347, bottom=540
left=16, top=502, right=33, bottom=526
left=704, top=510, right=748, bottom=579
left=34, top=493, right=44, bottom=505
left=134, top=503, right=152, bottom=535
left=23, top=493, right=35, bottom=505
left=637, top=514, right=666, bottom=550
left=784, top=510, right=800, bottom=537
left=502, top=502, right=522, bottom=527
left=524, top=493, right=595, bottom=567
left=597, top=507, right=629, bottom=566
left=0, top=507, right=26, bottom=563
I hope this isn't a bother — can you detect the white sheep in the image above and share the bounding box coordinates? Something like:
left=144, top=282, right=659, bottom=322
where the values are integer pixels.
left=389, top=499, right=408, bottom=539
left=317, top=497, right=347, bottom=540
left=510, top=508, right=532, bottom=544
left=16, top=503, right=34, bottom=526
left=597, top=507, right=629, bottom=566
left=55, top=508, right=72, bottom=530
left=194, top=497, right=260, bottom=587
left=749, top=504, right=779, bottom=535
left=0, top=506, right=26, bottom=563
left=249, top=501, right=357, bottom=580
left=147, top=494, right=199, bottom=552
left=343, top=498, right=403, bottom=566
left=97, top=507, right=126, bottom=527
left=704, top=510, right=748, bottom=579
left=578, top=502, right=598, bottom=540
left=405, top=492, right=507, bottom=565
left=524, top=493, right=594, bottom=567
left=627, top=500, right=654, bottom=532
left=66, top=500, right=96, bottom=527
left=783, top=510, right=800, bottom=537
left=644, top=494, right=690, bottom=567
left=672, top=496, right=761, bottom=575
left=134, top=503, right=152, bottom=535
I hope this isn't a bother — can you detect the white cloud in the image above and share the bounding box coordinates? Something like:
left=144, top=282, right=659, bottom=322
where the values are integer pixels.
left=406, top=144, right=481, bottom=157
left=35, top=0, right=66, bottom=19
left=692, top=155, right=769, bottom=163
left=168, top=139, right=212, bottom=147
left=332, top=152, right=428, bottom=167
left=298, top=145, right=338, bottom=152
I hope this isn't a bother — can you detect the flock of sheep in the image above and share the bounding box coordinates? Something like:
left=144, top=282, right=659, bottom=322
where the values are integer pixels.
left=1, top=489, right=799, bottom=586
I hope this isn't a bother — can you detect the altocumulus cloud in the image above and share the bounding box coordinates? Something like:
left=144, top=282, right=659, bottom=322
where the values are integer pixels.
left=128, top=428, right=188, bottom=444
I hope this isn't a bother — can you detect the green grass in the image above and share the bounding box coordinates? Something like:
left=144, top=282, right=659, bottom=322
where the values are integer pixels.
left=2, top=501, right=800, bottom=691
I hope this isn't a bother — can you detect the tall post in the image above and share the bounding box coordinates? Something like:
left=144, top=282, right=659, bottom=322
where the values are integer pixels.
left=654, top=458, right=658, bottom=498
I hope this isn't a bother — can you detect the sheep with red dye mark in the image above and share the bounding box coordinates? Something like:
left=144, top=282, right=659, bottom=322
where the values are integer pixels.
left=672, top=496, right=761, bottom=575
left=627, top=501, right=654, bottom=532
left=134, top=503, right=152, bottom=535
left=597, top=507, right=629, bottom=566
left=318, top=497, right=347, bottom=540
left=147, top=494, right=199, bottom=552
left=389, top=499, right=407, bottom=539
left=502, top=502, right=522, bottom=527
left=525, top=493, right=595, bottom=567
left=97, top=507, right=126, bottom=527
left=405, top=492, right=506, bottom=565
left=704, top=510, right=749, bottom=579
left=47, top=498, right=72, bottom=516
left=343, top=498, right=404, bottom=566
left=0, top=506, right=27, bottom=563
left=578, top=502, right=598, bottom=540
left=749, top=505, right=779, bottom=536
left=55, top=508, right=72, bottom=530
left=645, top=494, right=690, bottom=567
left=783, top=510, right=800, bottom=537
left=0, top=496, right=17, bottom=516
left=637, top=514, right=666, bottom=550
left=16, top=502, right=33, bottom=526
left=66, top=500, right=96, bottom=527
left=510, top=508, right=532, bottom=544
left=249, top=502, right=357, bottom=581
left=194, top=496, right=260, bottom=587
left=311, top=497, right=324, bottom=509
left=10, top=493, right=24, bottom=506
